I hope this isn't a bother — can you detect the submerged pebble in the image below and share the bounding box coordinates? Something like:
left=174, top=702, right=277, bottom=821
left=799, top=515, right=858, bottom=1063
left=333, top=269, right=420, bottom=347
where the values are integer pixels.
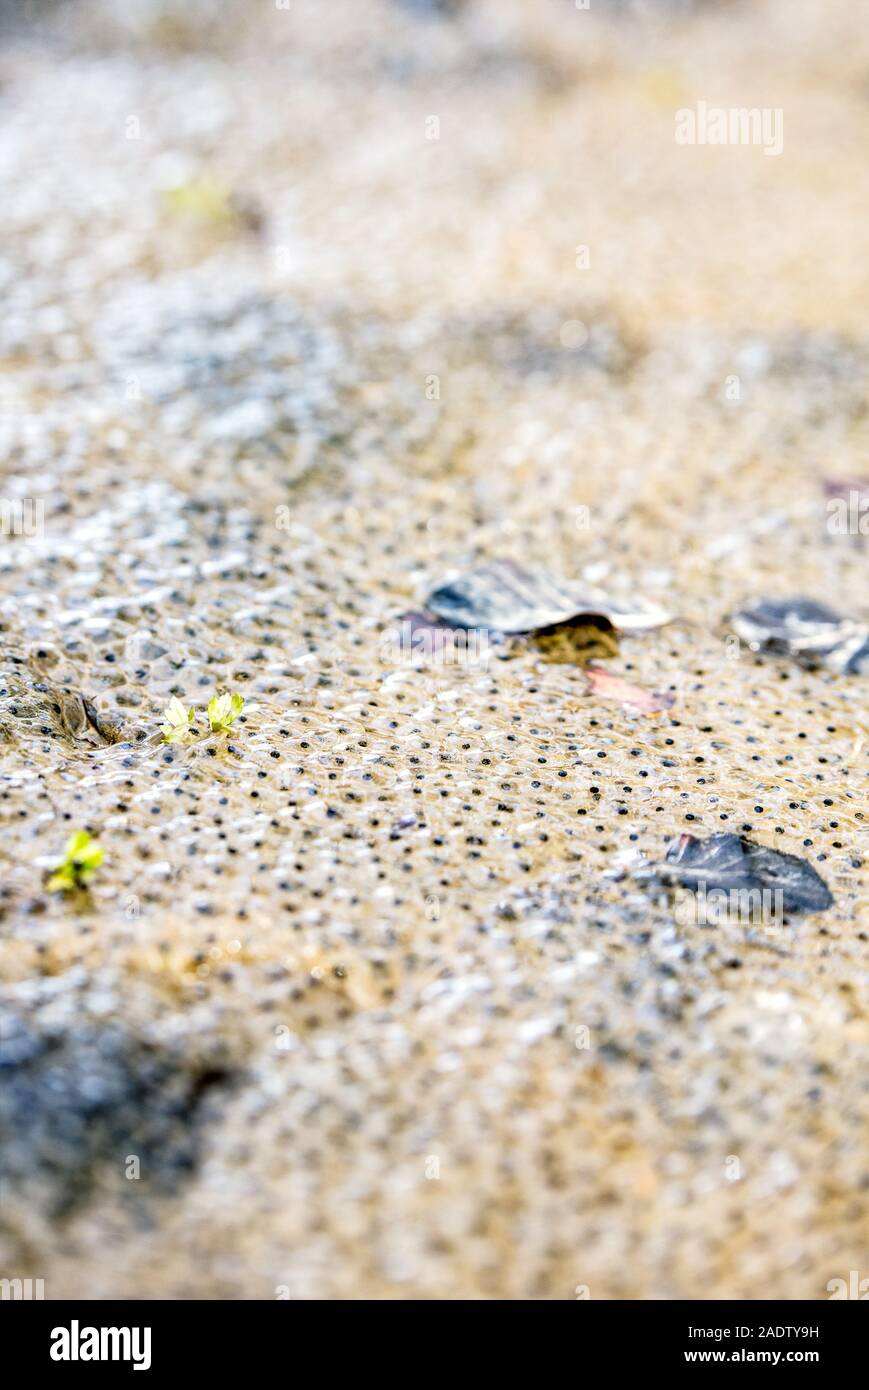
left=650, top=832, right=834, bottom=916
left=426, top=559, right=671, bottom=634
left=732, top=597, right=869, bottom=674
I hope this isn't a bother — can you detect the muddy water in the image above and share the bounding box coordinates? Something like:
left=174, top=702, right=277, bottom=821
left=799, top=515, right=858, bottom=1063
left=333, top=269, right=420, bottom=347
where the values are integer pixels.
left=0, top=0, right=866, bottom=1298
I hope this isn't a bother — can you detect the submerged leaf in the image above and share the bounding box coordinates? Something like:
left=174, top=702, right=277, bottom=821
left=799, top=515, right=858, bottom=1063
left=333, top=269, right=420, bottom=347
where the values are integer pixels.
left=822, top=477, right=869, bottom=501
left=426, top=560, right=671, bottom=634
left=732, top=597, right=869, bottom=674
left=583, top=664, right=674, bottom=714
left=59, top=692, right=89, bottom=739
left=392, top=611, right=480, bottom=661
left=389, top=617, right=494, bottom=664
left=649, top=832, right=832, bottom=915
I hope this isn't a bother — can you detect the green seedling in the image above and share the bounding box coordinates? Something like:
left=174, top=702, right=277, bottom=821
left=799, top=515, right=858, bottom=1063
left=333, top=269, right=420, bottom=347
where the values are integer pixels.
left=46, top=830, right=104, bottom=893
left=207, top=691, right=244, bottom=733
left=161, top=696, right=195, bottom=744
left=161, top=175, right=263, bottom=236
left=162, top=175, right=236, bottom=227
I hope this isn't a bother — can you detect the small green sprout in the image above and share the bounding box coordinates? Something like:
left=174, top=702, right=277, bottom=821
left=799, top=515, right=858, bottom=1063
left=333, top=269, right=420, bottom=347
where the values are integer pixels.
left=46, top=830, right=104, bottom=893
left=207, top=691, right=244, bottom=733
left=161, top=695, right=195, bottom=744
left=162, top=175, right=235, bottom=227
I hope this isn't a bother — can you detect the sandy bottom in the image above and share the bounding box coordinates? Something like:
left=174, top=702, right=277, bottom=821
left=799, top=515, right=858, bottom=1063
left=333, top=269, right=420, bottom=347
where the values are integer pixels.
left=0, top=0, right=866, bottom=1299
